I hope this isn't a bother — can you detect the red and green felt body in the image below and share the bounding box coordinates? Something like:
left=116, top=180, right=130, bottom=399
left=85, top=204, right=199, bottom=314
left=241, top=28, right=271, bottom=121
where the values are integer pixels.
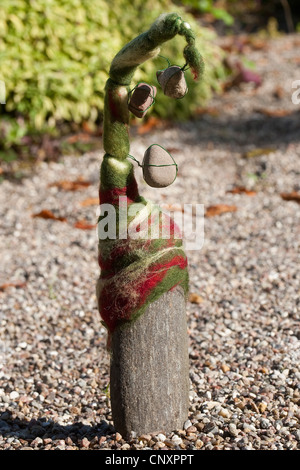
left=97, top=13, right=204, bottom=336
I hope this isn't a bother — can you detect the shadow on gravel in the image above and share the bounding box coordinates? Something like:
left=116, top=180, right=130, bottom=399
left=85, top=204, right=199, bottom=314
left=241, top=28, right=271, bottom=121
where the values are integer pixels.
left=2, top=109, right=299, bottom=186
left=183, top=109, right=300, bottom=148
left=0, top=410, right=115, bottom=442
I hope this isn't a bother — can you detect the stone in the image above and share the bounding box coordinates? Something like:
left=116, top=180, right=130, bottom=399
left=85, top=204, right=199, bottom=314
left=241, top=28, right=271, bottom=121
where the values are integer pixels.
left=80, top=437, right=90, bottom=448
left=183, top=419, right=192, bottom=430
left=171, top=435, right=183, bottom=446
left=219, top=407, right=231, bottom=419
left=228, top=423, right=239, bottom=437
left=142, top=144, right=177, bottom=188
left=157, top=66, right=188, bottom=99
left=258, top=402, right=268, bottom=413
left=31, top=437, right=43, bottom=446
left=186, top=425, right=197, bottom=433
left=221, top=364, right=230, bottom=373
left=128, top=83, right=156, bottom=118
left=196, top=439, right=204, bottom=449
left=9, top=391, right=19, bottom=400
left=121, top=443, right=131, bottom=450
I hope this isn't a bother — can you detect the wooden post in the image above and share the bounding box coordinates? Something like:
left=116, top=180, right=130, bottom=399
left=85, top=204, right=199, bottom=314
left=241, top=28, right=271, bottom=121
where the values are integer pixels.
left=110, top=287, right=189, bottom=438
left=97, top=13, right=204, bottom=438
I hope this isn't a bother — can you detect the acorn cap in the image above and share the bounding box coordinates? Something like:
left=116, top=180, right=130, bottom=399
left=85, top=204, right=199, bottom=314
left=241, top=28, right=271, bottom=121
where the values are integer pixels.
left=128, top=83, right=156, bottom=118
left=142, top=144, right=177, bottom=188
left=157, top=66, right=187, bottom=99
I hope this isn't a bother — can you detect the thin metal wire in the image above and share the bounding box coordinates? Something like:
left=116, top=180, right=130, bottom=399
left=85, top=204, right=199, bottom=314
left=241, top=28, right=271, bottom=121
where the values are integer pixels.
left=158, top=54, right=171, bottom=67
left=181, top=62, right=190, bottom=72
left=128, top=154, right=143, bottom=167
left=157, top=54, right=190, bottom=73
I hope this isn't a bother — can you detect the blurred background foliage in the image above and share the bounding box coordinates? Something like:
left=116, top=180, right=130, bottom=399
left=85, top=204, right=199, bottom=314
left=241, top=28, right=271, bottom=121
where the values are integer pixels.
left=0, top=0, right=225, bottom=156
left=0, top=0, right=299, bottom=161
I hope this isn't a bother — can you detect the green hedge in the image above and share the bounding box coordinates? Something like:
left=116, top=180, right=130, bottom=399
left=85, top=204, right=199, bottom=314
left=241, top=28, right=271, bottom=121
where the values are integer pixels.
left=0, top=0, right=225, bottom=149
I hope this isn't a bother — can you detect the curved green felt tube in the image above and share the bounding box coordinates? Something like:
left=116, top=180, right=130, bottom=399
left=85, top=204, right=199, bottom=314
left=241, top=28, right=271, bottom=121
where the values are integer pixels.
left=102, top=12, right=204, bottom=166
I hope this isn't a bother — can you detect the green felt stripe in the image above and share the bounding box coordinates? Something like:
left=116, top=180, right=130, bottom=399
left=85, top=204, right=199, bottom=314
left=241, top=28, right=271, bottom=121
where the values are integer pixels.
left=100, top=154, right=135, bottom=191
left=114, top=264, right=189, bottom=332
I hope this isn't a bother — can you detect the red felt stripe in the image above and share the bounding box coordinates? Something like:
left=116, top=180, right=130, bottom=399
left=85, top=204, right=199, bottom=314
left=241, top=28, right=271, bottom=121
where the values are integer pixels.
left=100, top=178, right=139, bottom=205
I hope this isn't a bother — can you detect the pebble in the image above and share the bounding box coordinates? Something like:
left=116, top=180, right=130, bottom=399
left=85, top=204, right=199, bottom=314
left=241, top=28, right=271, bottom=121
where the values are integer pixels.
left=121, top=443, right=131, bottom=450
left=186, top=425, right=197, bottom=433
left=218, top=408, right=231, bottom=419
left=260, top=418, right=271, bottom=429
left=183, top=420, right=192, bottom=430
left=139, top=434, right=151, bottom=442
left=196, top=439, right=204, bottom=449
left=228, top=423, right=239, bottom=437
left=80, top=438, right=90, bottom=448
left=171, top=435, right=182, bottom=446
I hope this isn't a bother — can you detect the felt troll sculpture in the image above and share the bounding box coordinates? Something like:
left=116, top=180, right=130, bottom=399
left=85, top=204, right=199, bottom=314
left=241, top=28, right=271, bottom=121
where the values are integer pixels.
left=96, top=13, right=204, bottom=346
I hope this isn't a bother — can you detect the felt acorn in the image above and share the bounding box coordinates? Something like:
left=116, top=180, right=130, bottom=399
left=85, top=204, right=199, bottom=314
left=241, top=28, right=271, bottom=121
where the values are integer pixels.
left=156, top=65, right=188, bottom=99
left=142, top=144, right=177, bottom=188
left=128, top=82, right=157, bottom=118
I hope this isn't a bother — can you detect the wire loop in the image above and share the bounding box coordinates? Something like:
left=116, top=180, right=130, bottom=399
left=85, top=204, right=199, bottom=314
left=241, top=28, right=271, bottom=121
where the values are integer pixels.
left=128, top=144, right=178, bottom=177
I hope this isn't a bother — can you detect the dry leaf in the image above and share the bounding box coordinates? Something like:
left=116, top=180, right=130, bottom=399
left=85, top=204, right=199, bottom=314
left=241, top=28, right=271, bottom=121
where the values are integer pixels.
left=195, top=106, right=220, bottom=117
left=49, top=178, right=91, bottom=191
left=205, top=204, right=237, bottom=217
left=137, top=116, right=164, bottom=135
left=0, top=281, right=26, bottom=290
left=80, top=197, right=99, bottom=207
left=165, top=147, right=180, bottom=154
left=189, top=293, right=204, bottom=304
left=32, top=210, right=67, bottom=222
left=256, top=108, right=293, bottom=118
left=66, top=133, right=92, bottom=144
left=227, top=186, right=257, bottom=196
left=160, top=203, right=183, bottom=213
left=74, top=219, right=97, bottom=230
left=280, top=192, right=300, bottom=204
left=220, top=35, right=268, bottom=54
left=243, top=147, right=276, bottom=158
left=81, top=121, right=102, bottom=135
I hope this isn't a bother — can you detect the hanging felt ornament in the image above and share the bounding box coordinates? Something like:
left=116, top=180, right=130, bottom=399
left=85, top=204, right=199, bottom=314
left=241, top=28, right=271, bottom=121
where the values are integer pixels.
left=128, top=82, right=157, bottom=118
left=142, top=144, right=178, bottom=188
left=156, top=65, right=188, bottom=100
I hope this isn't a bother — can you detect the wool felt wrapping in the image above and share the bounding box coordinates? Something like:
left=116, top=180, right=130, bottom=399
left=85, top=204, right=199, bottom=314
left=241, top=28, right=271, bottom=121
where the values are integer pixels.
left=97, top=172, right=189, bottom=336
left=97, top=13, right=203, bottom=341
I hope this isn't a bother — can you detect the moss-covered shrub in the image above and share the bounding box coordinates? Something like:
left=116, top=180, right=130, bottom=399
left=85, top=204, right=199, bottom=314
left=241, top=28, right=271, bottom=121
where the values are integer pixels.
left=0, top=0, right=225, bottom=149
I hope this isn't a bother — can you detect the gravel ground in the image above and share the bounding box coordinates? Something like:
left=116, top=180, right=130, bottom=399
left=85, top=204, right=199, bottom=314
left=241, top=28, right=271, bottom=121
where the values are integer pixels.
left=0, top=34, right=299, bottom=450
